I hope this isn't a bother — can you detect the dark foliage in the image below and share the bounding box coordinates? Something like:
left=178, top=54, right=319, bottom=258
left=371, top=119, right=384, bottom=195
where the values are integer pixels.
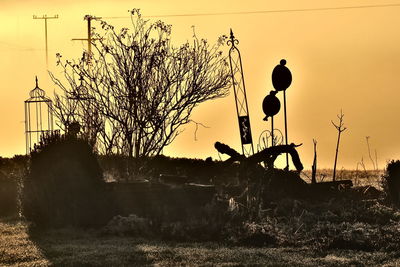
left=22, top=132, right=111, bottom=228
left=98, top=155, right=240, bottom=185
left=381, top=160, right=400, bottom=204
left=0, top=155, right=28, bottom=217
left=0, top=176, right=17, bottom=217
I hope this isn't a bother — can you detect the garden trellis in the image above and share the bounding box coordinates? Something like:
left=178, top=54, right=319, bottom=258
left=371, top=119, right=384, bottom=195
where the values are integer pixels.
left=227, top=29, right=254, bottom=156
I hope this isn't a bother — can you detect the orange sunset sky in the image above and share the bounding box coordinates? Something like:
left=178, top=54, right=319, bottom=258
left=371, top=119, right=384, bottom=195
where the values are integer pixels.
left=1, top=0, right=400, bottom=169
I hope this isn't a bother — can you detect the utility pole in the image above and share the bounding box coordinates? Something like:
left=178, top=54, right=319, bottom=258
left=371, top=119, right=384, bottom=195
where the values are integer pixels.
left=72, top=15, right=101, bottom=64
left=33, top=14, right=59, bottom=68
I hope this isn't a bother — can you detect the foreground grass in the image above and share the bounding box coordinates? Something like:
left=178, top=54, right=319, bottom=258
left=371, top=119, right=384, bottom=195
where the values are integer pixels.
left=1, top=218, right=400, bottom=266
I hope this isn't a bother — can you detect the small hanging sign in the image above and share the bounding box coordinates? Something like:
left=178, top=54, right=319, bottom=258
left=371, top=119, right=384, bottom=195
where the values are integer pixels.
left=238, top=116, right=253, bottom=144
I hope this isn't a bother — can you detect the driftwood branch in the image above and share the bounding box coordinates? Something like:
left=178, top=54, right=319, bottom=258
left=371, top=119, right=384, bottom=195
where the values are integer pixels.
left=214, top=142, right=304, bottom=171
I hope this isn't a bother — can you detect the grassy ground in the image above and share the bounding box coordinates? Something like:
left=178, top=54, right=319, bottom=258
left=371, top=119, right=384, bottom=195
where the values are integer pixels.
left=1, top=218, right=400, bottom=267
left=1, top=169, right=396, bottom=266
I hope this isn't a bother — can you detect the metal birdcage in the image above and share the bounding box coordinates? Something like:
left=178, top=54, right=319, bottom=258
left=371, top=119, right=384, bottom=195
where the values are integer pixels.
left=24, top=77, right=54, bottom=154
left=67, top=75, right=96, bottom=140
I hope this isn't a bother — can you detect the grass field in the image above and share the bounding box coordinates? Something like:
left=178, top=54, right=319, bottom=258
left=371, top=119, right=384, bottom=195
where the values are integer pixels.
left=2, top=169, right=399, bottom=266
left=2, top=218, right=400, bottom=267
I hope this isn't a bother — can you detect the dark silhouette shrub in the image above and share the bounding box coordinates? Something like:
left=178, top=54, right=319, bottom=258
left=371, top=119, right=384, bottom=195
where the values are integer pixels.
left=0, top=174, right=18, bottom=217
left=0, top=155, right=28, bottom=217
left=381, top=160, right=400, bottom=204
left=22, top=132, right=110, bottom=228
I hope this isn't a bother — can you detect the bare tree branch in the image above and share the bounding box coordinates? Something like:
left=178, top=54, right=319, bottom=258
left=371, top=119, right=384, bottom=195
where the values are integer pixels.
left=49, top=10, right=231, bottom=158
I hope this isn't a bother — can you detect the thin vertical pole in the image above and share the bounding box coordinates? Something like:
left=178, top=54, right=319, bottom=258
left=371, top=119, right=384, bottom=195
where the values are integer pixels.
left=50, top=103, right=53, bottom=131
left=271, top=116, right=274, bottom=147
left=27, top=104, right=31, bottom=153
left=88, top=18, right=92, bottom=57
left=48, top=102, right=53, bottom=131
left=36, top=102, right=40, bottom=142
left=24, top=103, right=28, bottom=154
left=39, top=102, right=43, bottom=132
left=45, top=18, right=48, bottom=67
left=283, top=90, right=289, bottom=168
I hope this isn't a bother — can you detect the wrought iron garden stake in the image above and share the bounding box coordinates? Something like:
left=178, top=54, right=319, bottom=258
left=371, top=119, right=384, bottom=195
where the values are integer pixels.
left=272, top=59, right=292, bottom=168
left=227, top=29, right=254, bottom=156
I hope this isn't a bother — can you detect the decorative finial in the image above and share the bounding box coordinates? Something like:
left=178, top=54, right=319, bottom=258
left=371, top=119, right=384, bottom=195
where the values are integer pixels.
left=35, top=76, right=38, bottom=87
left=230, top=28, right=234, bottom=40
left=280, top=59, right=287, bottom=66
left=227, top=28, right=239, bottom=47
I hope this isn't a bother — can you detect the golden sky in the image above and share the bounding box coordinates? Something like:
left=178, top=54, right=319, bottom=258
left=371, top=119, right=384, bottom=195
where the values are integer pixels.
left=1, top=0, right=400, bottom=169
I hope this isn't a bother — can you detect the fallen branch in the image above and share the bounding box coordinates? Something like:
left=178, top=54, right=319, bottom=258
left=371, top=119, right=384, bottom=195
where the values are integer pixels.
left=214, top=142, right=304, bottom=171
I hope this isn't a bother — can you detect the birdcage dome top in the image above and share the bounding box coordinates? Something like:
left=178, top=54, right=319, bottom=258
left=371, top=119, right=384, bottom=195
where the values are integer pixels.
left=26, top=77, right=51, bottom=102
left=68, top=75, right=93, bottom=100
left=30, top=77, right=45, bottom=98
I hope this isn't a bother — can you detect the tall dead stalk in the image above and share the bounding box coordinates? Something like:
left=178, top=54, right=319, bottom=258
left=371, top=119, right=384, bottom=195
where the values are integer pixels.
left=311, top=139, right=317, bottom=184
left=332, top=110, right=347, bottom=181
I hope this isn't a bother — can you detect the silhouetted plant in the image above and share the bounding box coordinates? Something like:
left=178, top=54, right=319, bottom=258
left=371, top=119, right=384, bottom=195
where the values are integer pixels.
left=22, top=132, right=109, bottom=228
left=331, top=109, right=347, bottom=181
left=50, top=9, right=231, bottom=158
left=381, top=160, right=400, bottom=204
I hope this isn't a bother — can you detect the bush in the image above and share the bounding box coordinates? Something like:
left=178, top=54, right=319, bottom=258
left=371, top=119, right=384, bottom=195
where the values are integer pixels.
left=0, top=177, right=18, bottom=217
left=22, top=132, right=110, bottom=228
left=0, top=155, right=28, bottom=217
left=381, top=160, right=400, bottom=204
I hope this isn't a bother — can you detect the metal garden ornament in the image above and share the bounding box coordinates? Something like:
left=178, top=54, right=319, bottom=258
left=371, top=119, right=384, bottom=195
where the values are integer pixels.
left=227, top=29, right=254, bottom=156
left=272, top=59, right=292, bottom=168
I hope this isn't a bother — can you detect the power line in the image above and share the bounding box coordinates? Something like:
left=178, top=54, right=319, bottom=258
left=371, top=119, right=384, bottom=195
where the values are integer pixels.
left=102, top=3, right=400, bottom=19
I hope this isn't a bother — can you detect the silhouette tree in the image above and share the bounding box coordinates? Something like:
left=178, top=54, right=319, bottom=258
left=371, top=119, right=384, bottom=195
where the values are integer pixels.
left=50, top=9, right=230, bottom=157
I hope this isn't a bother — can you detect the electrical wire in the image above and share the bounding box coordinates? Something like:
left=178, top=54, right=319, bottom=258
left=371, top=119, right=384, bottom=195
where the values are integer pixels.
left=102, top=3, right=400, bottom=19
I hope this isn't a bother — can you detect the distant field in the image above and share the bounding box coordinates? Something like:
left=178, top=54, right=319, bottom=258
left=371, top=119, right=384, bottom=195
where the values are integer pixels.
left=1, top=218, right=400, bottom=267
left=301, top=169, right=383, bottom=189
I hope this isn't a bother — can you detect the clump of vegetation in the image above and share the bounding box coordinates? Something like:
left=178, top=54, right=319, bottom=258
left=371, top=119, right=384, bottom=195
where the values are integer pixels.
left=0, top=156, right=28, bottom=217
left=0, top=172, right=18, bottom=217
left=98, top=154, right=240, bottom=184
left=381, top=160, right=400, bottom=204
left=22, top=132, right=109, bottom=228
